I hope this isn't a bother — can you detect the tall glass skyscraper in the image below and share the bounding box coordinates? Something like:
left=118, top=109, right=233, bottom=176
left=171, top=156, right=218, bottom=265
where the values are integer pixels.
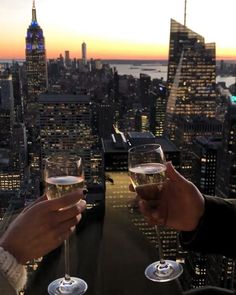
left=165, top=19, right=216, bottom=140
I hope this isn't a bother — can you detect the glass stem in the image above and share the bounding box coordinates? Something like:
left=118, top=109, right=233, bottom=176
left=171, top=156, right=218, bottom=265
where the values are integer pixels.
left=64, top=239, right=71, bottom=281
left=154, top=225, right=165, bottom=264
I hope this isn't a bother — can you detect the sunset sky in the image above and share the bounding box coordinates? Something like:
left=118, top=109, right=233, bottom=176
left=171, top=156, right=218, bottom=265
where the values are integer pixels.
left=1, top=0, right=236, bottom=60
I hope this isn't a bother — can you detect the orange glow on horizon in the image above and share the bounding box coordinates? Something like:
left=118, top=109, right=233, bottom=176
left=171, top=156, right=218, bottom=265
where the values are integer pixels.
left=0, top=38, right=236, bottom=61
left=1, top=0, right=236, bottom=63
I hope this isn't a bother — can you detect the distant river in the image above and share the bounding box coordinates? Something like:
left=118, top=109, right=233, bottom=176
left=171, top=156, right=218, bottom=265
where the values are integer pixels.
left=110, top=63, right=236, bottom=87
left=110, top=62, right=168, bottom=81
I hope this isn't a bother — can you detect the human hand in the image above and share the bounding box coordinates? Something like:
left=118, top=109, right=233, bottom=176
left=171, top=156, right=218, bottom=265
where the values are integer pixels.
left=0, top=190, right=86, bottom=264
left=137, top=162, right=205, bottom=231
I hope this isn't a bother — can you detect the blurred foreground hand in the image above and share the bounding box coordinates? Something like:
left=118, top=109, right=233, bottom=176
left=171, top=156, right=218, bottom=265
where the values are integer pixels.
left=0, top=190, right=86, bottom=264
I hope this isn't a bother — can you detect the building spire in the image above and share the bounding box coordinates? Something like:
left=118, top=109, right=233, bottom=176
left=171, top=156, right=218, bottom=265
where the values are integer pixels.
left=184, top=0, right=187, bottom=26
left=32, top=0, right=37, bottom=23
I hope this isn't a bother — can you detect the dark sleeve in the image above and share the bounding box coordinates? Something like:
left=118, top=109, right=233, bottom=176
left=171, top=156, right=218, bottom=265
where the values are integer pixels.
left=179, top=195, right=236, bottom=259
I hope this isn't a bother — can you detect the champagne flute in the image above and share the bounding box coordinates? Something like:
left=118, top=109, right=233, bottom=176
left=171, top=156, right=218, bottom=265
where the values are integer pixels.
left=128, top=144, right=183, bottom=282
left=45, top=154, right=88, bottom=295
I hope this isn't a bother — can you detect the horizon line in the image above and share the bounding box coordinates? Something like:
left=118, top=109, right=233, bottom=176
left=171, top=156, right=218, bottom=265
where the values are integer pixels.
left=1, top=57, right=236, bottom=62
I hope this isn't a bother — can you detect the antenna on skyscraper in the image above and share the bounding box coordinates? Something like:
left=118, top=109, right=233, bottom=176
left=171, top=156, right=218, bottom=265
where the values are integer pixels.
left=32, top=0, right=37, bottom=23
left=184, top=0, right=187, bottom=26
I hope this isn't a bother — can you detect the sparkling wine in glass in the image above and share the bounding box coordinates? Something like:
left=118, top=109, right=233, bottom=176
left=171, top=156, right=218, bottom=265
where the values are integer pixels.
left=45, top=154, right=88, bottom=295
left=128, top=144, right=183, bottom=282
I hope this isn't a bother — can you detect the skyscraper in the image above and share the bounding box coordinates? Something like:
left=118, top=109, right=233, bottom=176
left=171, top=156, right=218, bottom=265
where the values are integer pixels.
left=192, top=136, right=221, bottom=196
left=25, top=1, right=48, bottom=196
left=149, top=85, right=168, bottom=137
left=0, top=74, right=14, bottom=148
left=165, top=19, right=216, bottom=140
left=65, top=50, right=71, bottom=68
left=25, top=0, right=48, bottom=102
left=0, top=77, right=28, bottom=210
left=139, top=73, right=151, bottom=108
left=39, top=94, right=103, bottom=184
left=164, top=19, right=217, bottom=179
left=82, top=42, right=87, bottom=65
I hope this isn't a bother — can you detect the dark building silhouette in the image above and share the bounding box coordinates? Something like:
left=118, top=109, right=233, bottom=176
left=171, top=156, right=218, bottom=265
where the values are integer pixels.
left=97, top=103, right=114, bottom=139
left=192, top=136, right=221, bottom=196
left=65, top=50, right=71, bottom=68
left=11, top=62, right=23, bottom=122
left=0, top=74, right=14, bottom=148
left=174, top=116, right=222, bottom=179
left=216, top=95, right=236, bottom=199
left=139, top=73, right=151, bottom=108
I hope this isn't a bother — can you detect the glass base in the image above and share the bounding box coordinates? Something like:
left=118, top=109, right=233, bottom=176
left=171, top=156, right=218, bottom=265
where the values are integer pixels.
left=145, top=260, right=183, bottom=282
left=48, top=277, right=88, bottom=295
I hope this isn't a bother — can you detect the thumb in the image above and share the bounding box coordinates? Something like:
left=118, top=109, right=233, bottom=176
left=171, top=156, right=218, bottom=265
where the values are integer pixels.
left=166, top=162, right=187, bottom=183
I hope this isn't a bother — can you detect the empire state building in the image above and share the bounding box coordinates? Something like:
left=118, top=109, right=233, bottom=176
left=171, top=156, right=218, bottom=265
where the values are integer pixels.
left=24, top=1, right=48, bottom=197
left=25, top=1, right=48, bottom=102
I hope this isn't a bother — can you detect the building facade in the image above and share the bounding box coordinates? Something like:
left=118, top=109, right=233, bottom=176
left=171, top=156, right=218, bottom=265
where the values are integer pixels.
left=165, top=19, right=216, bottom=140
left=39, top=94, right=103, bottom=185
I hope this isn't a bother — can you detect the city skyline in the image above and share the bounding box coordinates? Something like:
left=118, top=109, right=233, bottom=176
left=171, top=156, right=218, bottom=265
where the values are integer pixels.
left=1, top=0, right=236, bottom=60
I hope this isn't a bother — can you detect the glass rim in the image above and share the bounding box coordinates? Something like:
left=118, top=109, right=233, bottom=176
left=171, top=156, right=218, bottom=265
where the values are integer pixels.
left=45, top=154, right=82, bottom=166
left=128, top=143, right=162, bottom=154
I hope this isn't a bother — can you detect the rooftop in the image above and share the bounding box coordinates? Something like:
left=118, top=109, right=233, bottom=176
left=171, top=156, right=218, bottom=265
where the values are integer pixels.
left=102, top=132, right=179, bottom=154
left=38, top=93, right=90, bottom=103
left=194, top=136, right=222, bottom=149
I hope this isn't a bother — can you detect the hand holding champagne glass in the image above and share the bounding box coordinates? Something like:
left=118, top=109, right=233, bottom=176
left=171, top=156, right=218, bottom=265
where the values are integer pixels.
left=45, top=154, right=87, bottom=295
left=128, top=144, right=183, bottom=282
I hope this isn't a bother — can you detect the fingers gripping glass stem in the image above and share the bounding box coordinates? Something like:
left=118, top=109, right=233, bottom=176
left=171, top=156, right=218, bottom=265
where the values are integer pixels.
left=128, top=144, right=183, bottom=282
left=45, top=154, right=88, bottom=295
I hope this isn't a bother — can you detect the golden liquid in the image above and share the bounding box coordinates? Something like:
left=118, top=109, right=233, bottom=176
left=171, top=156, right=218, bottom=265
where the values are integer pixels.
left=45, top=176, right=84, bottom=200
left=129, top=163, right=166, bottom=190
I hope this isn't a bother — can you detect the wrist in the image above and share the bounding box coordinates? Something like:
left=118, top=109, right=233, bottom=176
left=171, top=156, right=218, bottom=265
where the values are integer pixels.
left=0, top=237, right=25, bottom=265
left=0, top=246, right=27, bottom=291
left=186, top=186, right=205, bottom=231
